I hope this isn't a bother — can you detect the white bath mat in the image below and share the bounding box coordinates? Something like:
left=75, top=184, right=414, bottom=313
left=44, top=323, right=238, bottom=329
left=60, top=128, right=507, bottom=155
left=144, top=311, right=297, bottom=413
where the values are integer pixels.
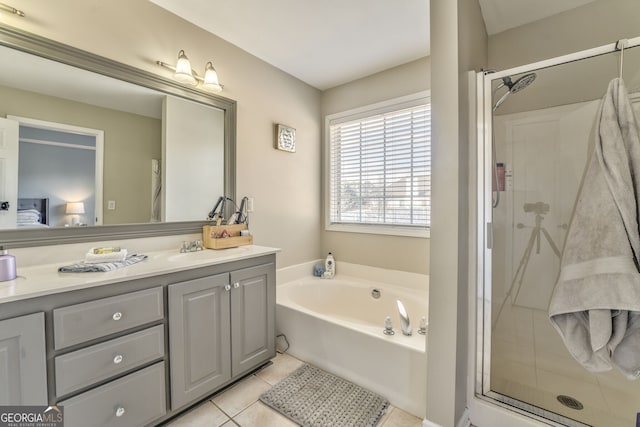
left=259, top=364, right=389, bottom=427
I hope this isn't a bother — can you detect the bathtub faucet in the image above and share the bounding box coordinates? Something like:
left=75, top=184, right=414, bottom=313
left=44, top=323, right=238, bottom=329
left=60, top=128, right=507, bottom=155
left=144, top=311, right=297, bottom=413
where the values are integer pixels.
left=396, top=300, right=412, bottom=336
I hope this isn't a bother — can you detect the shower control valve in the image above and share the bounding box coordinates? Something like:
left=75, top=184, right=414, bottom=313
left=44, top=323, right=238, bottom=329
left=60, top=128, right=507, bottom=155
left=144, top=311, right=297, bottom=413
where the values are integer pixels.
left=418, top=316, right=427, bottom=335
left=383, top=316, right=395, bottom=335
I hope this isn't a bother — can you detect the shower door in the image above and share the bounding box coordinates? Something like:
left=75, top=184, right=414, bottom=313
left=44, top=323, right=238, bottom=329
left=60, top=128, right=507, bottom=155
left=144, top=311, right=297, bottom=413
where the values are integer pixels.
left=476, top=41, right=640, bottom=427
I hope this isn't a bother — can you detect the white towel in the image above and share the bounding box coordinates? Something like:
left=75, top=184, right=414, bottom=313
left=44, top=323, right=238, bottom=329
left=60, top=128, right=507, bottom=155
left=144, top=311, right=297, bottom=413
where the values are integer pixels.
left=549, top=78, right=640, bottom=379
left=85, top=249, right=128, bottom=264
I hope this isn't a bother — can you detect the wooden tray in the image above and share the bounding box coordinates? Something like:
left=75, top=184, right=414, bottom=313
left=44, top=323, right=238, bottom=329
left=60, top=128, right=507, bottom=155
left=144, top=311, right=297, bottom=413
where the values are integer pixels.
left=202, top=224, right=253, bottom=249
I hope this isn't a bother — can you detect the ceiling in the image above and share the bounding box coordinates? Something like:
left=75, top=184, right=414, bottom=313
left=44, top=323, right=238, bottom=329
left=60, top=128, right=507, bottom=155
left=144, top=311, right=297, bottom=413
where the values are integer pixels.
left=0, top=0, right=603, bottom=111
left=149, top=0, right=602, bottom=91
left=149, top=0, right=430, bottom=91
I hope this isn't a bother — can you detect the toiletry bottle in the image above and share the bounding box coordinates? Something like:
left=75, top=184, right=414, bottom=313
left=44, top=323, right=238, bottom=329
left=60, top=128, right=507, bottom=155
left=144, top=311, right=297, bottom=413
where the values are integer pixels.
left=493, top=162, right=505, bottom=192
left=324, top=252, right=335, bottom=279
left=0, top=246, right=17, bottom=282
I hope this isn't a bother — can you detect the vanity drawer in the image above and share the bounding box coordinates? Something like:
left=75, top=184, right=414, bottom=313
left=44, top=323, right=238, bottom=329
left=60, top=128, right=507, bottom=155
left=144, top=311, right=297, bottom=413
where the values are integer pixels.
left=55, top=324, right=165, bottom=397
left=54, top=287, right=163, bottom=350
left=58, top=362, right=166, bottom=427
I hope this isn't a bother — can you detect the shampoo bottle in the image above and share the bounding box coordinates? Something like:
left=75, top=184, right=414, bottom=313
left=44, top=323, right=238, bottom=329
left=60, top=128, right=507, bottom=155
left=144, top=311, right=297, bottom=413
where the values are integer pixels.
left=324, top=252, right=335, bottom=279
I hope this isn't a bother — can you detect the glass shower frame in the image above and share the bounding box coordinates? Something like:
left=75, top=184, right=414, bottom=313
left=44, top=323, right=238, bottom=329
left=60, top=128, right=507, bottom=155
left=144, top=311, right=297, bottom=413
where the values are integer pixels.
left=474, top=35, right=640, bottom=426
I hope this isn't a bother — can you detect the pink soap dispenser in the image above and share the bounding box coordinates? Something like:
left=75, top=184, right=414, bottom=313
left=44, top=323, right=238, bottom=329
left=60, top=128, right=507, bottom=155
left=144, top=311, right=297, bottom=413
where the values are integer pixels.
left=0, top=246, right=17, bottom=282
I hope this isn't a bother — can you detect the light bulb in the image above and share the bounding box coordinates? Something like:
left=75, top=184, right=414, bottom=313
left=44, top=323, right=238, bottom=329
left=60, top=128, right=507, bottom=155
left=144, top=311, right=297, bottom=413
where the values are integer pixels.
left=174, top=50, right=196, bottom=85
left=202, top=62, right=222, bottom=93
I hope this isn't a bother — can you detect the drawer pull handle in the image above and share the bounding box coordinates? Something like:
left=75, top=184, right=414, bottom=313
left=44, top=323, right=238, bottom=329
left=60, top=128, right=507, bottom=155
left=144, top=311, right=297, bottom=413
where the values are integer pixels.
left=115, top=406, right=126, bottom=417
left=112, top=312, right=123, bottom=321
left=233, top=282, right=240, bottom=289
left=224, top=284, right=231, bottom=291
left=113, top=354, right=123, bottom=364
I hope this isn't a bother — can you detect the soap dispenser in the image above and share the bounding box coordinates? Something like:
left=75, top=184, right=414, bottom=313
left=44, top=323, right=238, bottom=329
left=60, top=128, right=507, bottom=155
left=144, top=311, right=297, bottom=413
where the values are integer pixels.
left=0, top=246, right=16, bottom=282
left=323, top=252, right=335, bottom=279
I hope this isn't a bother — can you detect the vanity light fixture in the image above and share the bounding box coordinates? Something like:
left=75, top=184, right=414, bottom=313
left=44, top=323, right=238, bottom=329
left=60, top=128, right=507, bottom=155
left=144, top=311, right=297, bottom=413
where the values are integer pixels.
left=0, top=2, right=25, bottom=17
left=156, top=50, right=224, bottom=93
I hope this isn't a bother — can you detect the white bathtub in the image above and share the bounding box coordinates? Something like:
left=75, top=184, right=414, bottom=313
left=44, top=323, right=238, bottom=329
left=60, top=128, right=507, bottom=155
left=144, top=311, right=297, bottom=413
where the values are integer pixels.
left=276, top=263, right=428, bottom=418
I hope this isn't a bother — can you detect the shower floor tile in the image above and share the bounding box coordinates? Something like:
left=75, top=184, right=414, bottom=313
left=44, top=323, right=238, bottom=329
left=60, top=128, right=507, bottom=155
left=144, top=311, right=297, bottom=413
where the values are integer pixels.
left=491, top=300, right=639, bottom=427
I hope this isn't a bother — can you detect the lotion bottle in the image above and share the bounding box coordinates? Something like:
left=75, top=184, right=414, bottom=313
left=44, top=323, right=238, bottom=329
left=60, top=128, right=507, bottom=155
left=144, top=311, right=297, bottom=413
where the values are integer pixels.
left=323, top=252, right=335, bottom=279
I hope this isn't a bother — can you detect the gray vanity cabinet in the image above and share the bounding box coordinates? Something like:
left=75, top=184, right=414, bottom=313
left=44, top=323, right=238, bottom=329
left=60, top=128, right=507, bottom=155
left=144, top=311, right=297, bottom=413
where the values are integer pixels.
left=0, top=312, right=47, bottom=405
left=230, top=263, right=275, bottom=377
left=0, top=250, right=276, bottom=426
left=168, top=273, right=232, bottom=410
left=169, top=262, right=275, bottom=410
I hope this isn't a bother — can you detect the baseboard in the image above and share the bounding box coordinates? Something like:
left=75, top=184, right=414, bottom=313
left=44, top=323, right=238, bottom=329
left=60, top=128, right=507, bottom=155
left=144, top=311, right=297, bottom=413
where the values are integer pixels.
left=421, top=407, right=470, bottom=427
left=456, top=407, right=472, bottom=427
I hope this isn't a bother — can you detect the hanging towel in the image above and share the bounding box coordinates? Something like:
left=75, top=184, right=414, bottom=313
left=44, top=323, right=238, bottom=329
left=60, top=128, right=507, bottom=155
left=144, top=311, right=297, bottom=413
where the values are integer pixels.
left=549, top=78, right=640, bottom=379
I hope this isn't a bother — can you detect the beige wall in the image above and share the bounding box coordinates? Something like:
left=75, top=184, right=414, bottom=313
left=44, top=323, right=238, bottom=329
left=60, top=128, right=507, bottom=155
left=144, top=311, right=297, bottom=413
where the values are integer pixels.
left=489, top=0, right=640, bottom=71
left=5, top=0, right=322, bottom=267
left=455, top=0, right=488, bottom=423
left=426, top=0, right=487, bottom=425
left=320, top=58, right=431, bottom=275
left=0, top=84, right=161, bottom=224
left=488, top=0, right=640, bottom=116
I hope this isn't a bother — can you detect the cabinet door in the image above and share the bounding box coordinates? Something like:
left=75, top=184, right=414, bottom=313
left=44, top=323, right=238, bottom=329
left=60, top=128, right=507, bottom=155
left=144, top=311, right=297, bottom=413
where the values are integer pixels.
left=0, top=312, right=47, bottom=404
left=230, top=263, right=275, bottom=376
left=169, top=274, right=231, bottom=410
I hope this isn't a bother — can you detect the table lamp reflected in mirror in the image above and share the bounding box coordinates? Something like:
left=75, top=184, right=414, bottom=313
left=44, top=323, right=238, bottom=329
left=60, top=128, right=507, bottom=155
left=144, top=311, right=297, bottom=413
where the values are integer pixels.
left=66, top=202, right=85, bottom=226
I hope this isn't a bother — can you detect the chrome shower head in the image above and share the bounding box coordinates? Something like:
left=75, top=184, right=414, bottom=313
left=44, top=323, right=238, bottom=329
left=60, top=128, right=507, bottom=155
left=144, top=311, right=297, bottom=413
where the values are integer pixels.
left=510, top=73, right=536, bottom=93
left=493, top=73, right=537, bottom=111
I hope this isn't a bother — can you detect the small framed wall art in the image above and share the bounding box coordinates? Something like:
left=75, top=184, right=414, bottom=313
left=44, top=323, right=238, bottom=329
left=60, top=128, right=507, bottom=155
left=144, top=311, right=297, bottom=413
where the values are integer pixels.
left=275, top=123, right=296, bottom=153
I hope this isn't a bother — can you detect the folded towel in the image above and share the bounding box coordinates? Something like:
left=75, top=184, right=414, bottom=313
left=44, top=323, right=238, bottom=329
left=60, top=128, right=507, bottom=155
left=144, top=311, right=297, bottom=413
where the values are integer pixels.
left=549, top=78, right=640, bottom=379
left=17, top=210, right=41, bottom=225
left=58, top=254, right=148, bottom=273
left=84, top=249, right=128, bottom=264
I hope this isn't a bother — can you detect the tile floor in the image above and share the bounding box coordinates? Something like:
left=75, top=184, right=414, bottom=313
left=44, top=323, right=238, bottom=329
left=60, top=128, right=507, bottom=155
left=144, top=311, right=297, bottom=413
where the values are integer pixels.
left=164, top=352, right=423, bottom=427
left=491, top=301, right=640, bottom=427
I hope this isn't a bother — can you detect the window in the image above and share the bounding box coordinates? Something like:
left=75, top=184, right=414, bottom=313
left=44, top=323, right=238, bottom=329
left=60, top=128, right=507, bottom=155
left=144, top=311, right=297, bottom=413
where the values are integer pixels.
left=325, top=92, right=430, bottom=237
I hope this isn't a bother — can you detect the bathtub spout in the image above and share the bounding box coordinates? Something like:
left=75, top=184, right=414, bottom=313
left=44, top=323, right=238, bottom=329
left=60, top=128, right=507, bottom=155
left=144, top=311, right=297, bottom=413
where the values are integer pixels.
left=396, top=300, right=412, bottom=336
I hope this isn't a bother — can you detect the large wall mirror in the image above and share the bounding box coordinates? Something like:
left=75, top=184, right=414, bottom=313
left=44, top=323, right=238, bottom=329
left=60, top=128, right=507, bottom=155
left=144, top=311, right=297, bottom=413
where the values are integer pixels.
left=0, top=25, right=236, bottom=248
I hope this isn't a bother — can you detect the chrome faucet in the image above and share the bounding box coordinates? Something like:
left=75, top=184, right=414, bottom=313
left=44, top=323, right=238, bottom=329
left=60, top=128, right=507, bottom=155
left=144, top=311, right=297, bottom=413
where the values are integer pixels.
left=396, top=299, right=412, bottom=336
left=180, top=240, right=203, bottom=253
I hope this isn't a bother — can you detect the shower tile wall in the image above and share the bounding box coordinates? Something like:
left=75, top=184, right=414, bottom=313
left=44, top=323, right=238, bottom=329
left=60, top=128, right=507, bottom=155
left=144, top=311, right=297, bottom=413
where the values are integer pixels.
left=490, top=98, right=640, bottom=427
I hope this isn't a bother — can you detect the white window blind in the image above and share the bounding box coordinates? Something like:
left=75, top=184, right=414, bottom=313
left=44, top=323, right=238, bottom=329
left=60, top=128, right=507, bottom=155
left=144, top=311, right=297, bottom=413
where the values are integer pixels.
left=328, top=97, right=431, bottom=230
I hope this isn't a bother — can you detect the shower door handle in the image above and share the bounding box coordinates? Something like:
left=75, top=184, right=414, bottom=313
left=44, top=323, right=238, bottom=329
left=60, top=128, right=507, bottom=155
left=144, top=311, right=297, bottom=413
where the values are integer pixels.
left=486, top=222, right=493, bottom=249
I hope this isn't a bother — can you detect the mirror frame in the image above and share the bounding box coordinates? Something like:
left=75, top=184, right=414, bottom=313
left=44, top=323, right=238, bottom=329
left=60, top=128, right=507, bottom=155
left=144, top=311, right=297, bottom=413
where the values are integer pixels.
left=0, top=24, right=236, bottom=248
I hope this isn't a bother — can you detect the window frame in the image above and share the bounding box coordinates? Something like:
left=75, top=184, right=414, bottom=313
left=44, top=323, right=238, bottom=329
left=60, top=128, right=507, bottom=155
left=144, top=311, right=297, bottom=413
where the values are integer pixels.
left=324, top=91, right=431, bottom=238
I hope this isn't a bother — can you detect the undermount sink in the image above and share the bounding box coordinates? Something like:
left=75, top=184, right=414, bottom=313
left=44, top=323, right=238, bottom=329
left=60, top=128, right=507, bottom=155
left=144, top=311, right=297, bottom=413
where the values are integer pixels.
left=160, top=245, right=251, bottom=263
left=166, top=251, right=208, bottom=262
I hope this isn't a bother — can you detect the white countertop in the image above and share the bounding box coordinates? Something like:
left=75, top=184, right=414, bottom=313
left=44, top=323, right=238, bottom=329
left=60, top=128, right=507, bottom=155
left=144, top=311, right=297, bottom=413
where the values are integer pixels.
left=0, top=245, right=279, bottom=304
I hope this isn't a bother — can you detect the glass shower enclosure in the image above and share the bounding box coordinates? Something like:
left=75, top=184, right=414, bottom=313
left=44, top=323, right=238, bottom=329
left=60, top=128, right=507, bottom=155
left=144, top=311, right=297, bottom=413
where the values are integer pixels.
left=476, top=37, right=640, bottom=427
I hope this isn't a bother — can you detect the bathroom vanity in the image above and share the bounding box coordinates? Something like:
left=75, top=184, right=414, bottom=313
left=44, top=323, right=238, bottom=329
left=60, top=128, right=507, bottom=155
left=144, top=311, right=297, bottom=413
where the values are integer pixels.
left=0, top=245, right=277, bottom=426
